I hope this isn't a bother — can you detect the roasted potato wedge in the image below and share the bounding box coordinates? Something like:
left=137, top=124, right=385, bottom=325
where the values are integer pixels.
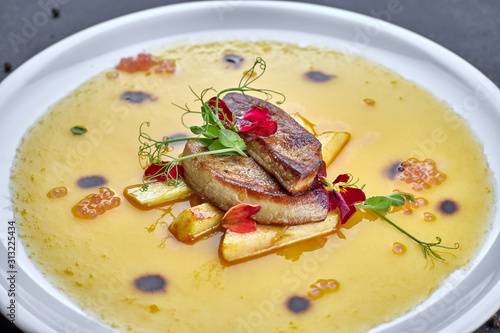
left=221, top=212, right=339, bottom=262
left=169, top=203, right=223, bottom=242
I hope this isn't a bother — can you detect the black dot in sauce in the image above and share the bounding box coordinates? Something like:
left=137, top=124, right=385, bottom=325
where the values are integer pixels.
left=438, top=200, right=458, bottom=215
left=121, top=91, right=155, bottom=104
left=287, top=296, right=311, bottom=314
left=51, top=8, right=60, bottom=18
left=305, top=71, right=335, bottom=82
left=386, top=161, right=403, bottom=180
left=77, top=176, right=107, bottom=189
left=4, top=62, right=12, bottom=73
left=134, top=274, right=167, bottom=293
left=223, top=54, right=244, bottom=68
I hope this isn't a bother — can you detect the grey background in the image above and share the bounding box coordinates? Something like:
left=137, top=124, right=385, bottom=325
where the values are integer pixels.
left=0, top=0, right=499, bottom=332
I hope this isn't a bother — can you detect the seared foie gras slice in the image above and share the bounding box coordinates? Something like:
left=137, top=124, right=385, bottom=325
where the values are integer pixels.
left=181, top=140, right=328, bottom=225
left=223, top=93, right=324, bottom=195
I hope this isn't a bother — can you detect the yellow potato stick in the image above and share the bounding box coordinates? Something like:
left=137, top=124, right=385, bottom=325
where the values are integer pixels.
left=124, top=181, right=193, bottom=208
left=290, top=112, right=317, bottom=135
left=317, top=131, right=350, bottom=167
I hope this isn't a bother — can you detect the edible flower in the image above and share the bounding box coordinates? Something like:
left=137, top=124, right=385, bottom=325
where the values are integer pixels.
left=207, top=97, right=233, bottom=124
left=320, top=174, right=366, bottom=224
left=144, top=162, right=183, bottom=182
left=221, top=203, right=260, bottom=233
left=236, top=104, right=277, bottom=136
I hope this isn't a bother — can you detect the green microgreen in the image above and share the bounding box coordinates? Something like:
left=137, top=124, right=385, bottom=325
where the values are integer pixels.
left=138, top=57, right=284, bottom=190
left=356, top=192, right=459, bottom=265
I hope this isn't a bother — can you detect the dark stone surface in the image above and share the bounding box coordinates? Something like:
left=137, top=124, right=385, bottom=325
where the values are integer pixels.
left=0, top=0, right=498, bottom=332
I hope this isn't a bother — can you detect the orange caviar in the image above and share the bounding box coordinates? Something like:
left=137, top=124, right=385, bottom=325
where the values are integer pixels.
left=47, top=186, right=68, bottom=199
left=106, top=71, right=119, bottom=80
left=423, top=212, right=436, bottom=222
left=392, top=189, right=427, bottom=215
left=116, top=53, right=176, bottom=74
left=72, top=187, right=120, bottom=219
left=308, top=279, right=339, bottom=299
left=397, top=158, right=446, bottom=191
left=392, top=242, right=406, bottom=255
left=243, top=69, right=257, bottom=79
left=363, top=98, right=376, bottom=106
left=154, top=60, right=176, bottom=74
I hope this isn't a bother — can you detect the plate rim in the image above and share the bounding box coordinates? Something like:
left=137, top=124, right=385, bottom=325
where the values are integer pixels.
left=1, top=1, right=499, bottom=333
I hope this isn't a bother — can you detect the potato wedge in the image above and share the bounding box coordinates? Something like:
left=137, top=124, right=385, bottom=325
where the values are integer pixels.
left=221, top=212, right=339, bottom=262
left=124, top=181, right=193, bottom=208
left=169, top=203, right=223, bottom=242
left=290, top=112, right=317, bottom=135
left=317, top=131, right=350, bottom=167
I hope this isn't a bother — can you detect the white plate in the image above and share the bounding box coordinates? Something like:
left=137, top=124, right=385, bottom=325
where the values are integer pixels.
left=1, top=1, right=499, bottom=332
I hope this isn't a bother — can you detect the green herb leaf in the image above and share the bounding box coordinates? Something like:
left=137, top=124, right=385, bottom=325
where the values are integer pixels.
left=218, top=129, right=240, bottom=147
left=386, top=193, right=405, bottom=207
left=71, top=126, right=87, bottom=135
left=206, top=125, right=219, bottom=138
left=208, top=140, right=226, bottom=151
left=199, top=138, right=213, bottom=147
left=386, top=192, right=413, bottom=207
left=190, top=126, right=204, bottom=135
left=364, top=196, right=392, bottom=212
left=190, top=125, right=219, bottom=139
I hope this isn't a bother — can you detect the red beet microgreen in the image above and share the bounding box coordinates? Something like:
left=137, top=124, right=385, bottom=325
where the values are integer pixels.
left=221, top=203, right=260, bottom=233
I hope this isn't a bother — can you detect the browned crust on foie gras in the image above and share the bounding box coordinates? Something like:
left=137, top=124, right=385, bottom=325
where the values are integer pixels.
left=222, top=93, right=324, bottom=195
left=181, top=140, right=328, bottom=225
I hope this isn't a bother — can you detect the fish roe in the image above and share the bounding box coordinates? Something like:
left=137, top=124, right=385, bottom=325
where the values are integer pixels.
left=423, top=212, right=436, bottom=222
left=308, top=279, right=339, bottom=299
left=116, top=53, right=176, bottom=74
left=392, top=242, right=406, bottom=255
left=363, top=98, right=376, bottom=106
left=392, top=189, right=427, bottom=215
left=154, top=60, right=176, bottom=74
left=47, top=186, right=68, bottom=199
left=397, top=158, right=446, bottom=191
left=106, top=71, right=119, bottom=80
left=72, top=187, right=120, bottom=219
left=243, top=69, right=257, bottom=79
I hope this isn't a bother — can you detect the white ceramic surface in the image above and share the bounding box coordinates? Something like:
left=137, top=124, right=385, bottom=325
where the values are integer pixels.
left=1, top=1, right=499, bottom=332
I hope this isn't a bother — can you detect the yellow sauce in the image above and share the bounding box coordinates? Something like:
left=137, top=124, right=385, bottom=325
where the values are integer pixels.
left=11, top=41, right=495, bottom=332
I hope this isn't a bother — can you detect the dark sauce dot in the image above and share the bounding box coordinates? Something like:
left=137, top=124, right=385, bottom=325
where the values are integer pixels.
left=4, top=62, right=12, bottom=73
left=223, top=54, right=244, bottom=68
left=305, top=71, right=335, bottom=82
left=165, top=133, right=191, bottom=145
left=51, top=8, right=60, bottom=18
left=386, top=161, right=403, bottom=180
left=438, top=200, right=458, bottom=215
left=77, top=176, right=107, bottom=189
left=287, top=296, right=311, bottom=314
left=134, top=274, right=167, bottom=293
left=121, top=91, right=156, bottom=104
